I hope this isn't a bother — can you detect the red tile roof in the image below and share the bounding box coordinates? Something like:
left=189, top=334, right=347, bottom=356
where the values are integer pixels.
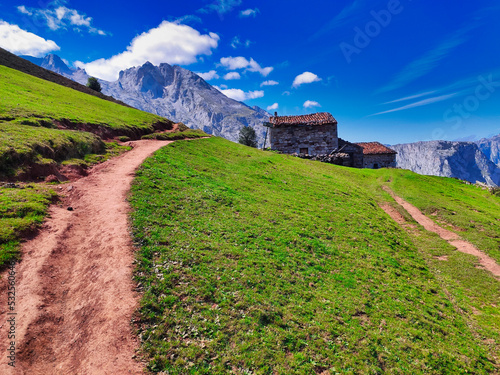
left=355, top=142, right=397, bottom=155
left=269, top=112, right=337, bottom=127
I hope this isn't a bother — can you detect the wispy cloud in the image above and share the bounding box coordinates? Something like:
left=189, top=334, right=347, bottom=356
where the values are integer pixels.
left=375, top=68, right=500, bottom=115
left=219, top=56, right=273, bottom=77
left=310, top=0, right=375, bottom=41
left=370, top=93, right=459, bottom=116
left=17, top=0, right=107, bottom=35
left=231, top=36, right=252, bottom=49
left=239, top=8, right=259, bottom=18
left=215, top=87, right=264, bottom=101
left=199, top=0, right=242, bottom=16
left=377, top=7, right=491, bottom=94
left=261, top=80, right=279, bottom=87
left=378, top=33, right=470, bottom=93
left=383, top=91, right=438, bottom=105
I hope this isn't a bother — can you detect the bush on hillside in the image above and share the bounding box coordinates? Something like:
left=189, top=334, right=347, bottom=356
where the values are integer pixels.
left=238, top=126, right=257, bottom=148
left=86, top=77, right=102, bottom=93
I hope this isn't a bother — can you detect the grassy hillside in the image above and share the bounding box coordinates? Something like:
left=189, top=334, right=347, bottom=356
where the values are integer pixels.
left=0, top=183, right=57, bottom=265
left=130, top=137, right=499, bottom=374
left=0, top=46, right=129, bottom=107
left=0, top=64, right=170, bottom=133
left=378, top=170, right=500, bottom=263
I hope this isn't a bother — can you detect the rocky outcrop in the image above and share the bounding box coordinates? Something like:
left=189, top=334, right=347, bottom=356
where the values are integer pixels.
left=476, top=134, right=500, bottom=167
left=392, top=141, right=500, bottom=186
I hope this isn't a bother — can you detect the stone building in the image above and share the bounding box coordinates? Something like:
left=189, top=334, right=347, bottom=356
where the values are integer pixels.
left=337, top=139, right=364, bottom=168
left=268, top=112, right=338, bottom=155
left=266, top=112, right=395, bottom=169
left=355, top=142, right=397, bottom=169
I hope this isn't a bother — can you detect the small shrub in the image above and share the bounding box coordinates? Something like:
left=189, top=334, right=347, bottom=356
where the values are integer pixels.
left=238, top=126, right=257, bottom=148
left=86, top=77, right=102, bottom=93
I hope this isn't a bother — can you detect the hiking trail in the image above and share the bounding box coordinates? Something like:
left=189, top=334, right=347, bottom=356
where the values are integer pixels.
left=0, top=140, right=172, bottom=374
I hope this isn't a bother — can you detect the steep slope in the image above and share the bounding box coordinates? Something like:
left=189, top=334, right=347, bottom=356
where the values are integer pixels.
left=0, top=64, right=170, bottom=135
left=392, top=141, right=500, bottom=186
left=476, top=134, right=500, bottom=167
left=21, top=53, right=75, bottom=76
left=0, top=63, right=174, bottom=181
left=23, top=54, right=270, bottom=145
left=0, top=47, right=129, bottom=107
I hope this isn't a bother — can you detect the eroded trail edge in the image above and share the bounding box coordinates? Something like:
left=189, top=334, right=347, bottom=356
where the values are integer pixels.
left=0, top=140, right=172, bottom=374
left=381, top=186, right=500, bottom=279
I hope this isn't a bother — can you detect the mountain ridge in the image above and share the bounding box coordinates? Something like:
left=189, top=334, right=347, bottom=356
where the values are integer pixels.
left=23, top=54, right=270, bottom=145
left=392, top=140, right=500, bottom=187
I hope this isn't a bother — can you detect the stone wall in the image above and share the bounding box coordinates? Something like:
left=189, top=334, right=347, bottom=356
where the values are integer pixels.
left=270, top=124, right=338, bottom=155
left=363, top=154, right=396, bottom=169
left=338, top=139, right=364, bottom=168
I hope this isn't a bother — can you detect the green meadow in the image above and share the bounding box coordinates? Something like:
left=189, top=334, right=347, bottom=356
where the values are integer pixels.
left=0, top=64, right=167, bottom=131
left=129, top=137, right=500, bottom=374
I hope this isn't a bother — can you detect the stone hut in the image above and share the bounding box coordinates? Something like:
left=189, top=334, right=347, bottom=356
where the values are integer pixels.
left=268, top=112, right=338, bottom=155
left=338, top=139, right=364, bottom=168
left=355, top=142, right=397, bottom=169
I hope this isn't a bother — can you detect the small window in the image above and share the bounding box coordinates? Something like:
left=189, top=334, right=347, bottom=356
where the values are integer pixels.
left=373, top=163, right=379, bottom=169
left=300, top=148, right=309, bottom=154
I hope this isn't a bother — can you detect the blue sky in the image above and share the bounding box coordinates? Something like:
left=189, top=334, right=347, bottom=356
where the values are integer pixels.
left=1, top=0, right=500, bottom=144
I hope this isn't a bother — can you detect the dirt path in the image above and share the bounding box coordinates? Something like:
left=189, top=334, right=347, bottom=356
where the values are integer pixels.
left=381, top=186, right=500, bottom=279
left=0, top=140, right=172, bottom=374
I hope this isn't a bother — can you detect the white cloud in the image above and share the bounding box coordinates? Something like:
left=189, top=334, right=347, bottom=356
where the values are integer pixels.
left=17, top=5, right=32, bottom=15
left=282, top=91, right=291, bottom=96
left=196, top=70, right=219, bottom=80
left=293, top=72, right=322, bottom=88
left=75, top=21, right=219, bottom=81
left=261, top=80, right=279, bottom=87
left=17, top=3, right=106, bottom=35
left=216, top=87, right=264, bottom=101
left=223, top=72, right=241, bottom=80
left=267, top=103, right=279, bottom=111
left=231, top=36, right=252, bottom=49
left=220, top=56, right=273, bottom=77
left=0, top=21, right=60, bottom=57
left=240, top=8, right=259, bottom=17
left=304, top=100, right=321, bottom=108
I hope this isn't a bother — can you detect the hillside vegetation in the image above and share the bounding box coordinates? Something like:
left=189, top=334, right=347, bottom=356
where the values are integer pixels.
left=0, top=183, right=57, bottom=265
left=130, top=137, right=500, bottom=374
left=0, top=46, right=129, bottom=106
left=0, top=65, right=171, bottom=134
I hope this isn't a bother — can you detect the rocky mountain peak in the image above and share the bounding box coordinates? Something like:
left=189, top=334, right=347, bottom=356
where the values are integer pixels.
left=392, top=140, right=500, bottom=186
left=22, top=54, right=271, bottom=146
